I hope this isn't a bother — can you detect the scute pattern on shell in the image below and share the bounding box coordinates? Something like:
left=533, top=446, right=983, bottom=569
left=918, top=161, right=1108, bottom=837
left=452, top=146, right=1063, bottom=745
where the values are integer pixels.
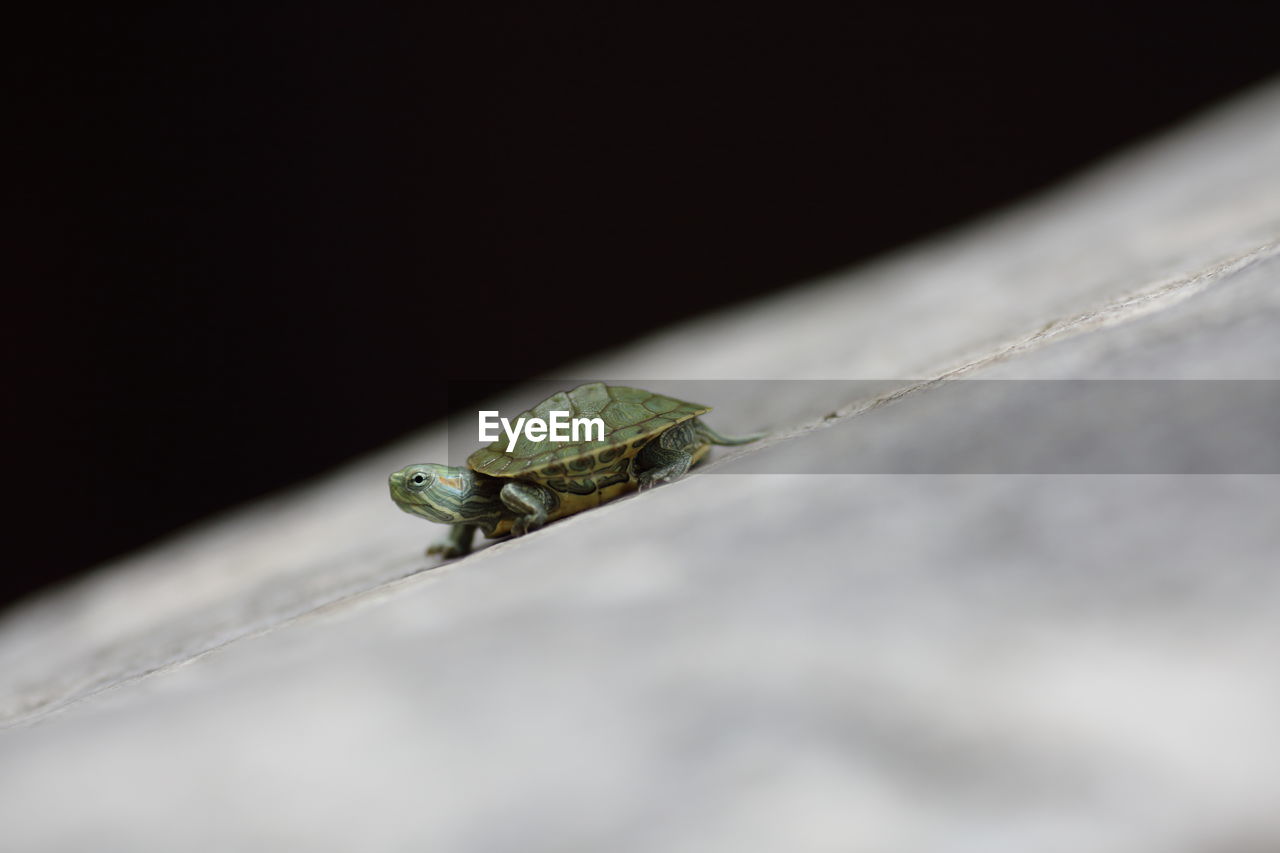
left=467, top=383, right=710, bottom=480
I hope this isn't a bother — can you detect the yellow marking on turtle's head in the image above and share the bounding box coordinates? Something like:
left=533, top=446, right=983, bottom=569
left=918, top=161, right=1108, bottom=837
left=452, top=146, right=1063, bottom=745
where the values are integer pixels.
left=434, top=473, right=466, bottom=493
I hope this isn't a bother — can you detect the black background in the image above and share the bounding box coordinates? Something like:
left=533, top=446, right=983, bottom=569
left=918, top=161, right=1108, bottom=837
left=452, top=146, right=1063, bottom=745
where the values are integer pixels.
left=8, top=7, right=1279, bottom=609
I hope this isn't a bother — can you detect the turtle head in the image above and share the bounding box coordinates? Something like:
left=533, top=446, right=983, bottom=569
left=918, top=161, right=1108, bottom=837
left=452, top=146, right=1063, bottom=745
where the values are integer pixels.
left=389, top=463, right=491, bottom=525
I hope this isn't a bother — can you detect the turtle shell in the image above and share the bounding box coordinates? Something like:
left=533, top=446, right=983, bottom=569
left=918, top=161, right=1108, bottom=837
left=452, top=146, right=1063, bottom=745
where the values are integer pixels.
left=467, top=383, right=709, bottom=489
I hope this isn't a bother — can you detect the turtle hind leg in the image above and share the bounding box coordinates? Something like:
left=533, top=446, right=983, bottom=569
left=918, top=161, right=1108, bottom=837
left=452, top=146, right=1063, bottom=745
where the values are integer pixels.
left=636, top=453, right=693, bottom=490
left=635, top=421, right=697, bottom=490
left=694, top=419, right=764, bottom=446
left=427, top=523, right=477, bottom=559
left=500, top=481, right=557, bottom=536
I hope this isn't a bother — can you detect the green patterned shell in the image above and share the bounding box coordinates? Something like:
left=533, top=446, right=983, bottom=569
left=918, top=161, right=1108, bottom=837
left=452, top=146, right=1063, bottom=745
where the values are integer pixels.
left=467, top=383, right=709, bottom=482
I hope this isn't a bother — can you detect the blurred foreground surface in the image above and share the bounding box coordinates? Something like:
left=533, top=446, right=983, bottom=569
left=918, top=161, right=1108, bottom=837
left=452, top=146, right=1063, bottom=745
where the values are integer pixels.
left=3, top=82, right=1280, bottom=852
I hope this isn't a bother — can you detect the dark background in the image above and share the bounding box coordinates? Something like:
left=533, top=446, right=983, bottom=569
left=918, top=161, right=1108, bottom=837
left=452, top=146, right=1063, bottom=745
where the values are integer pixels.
left=8, top=7, right=1279, bottom=609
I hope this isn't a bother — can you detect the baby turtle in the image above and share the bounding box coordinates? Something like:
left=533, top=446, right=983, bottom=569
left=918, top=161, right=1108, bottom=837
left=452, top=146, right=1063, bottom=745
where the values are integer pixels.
left=389, top=382, right=759, bottom=557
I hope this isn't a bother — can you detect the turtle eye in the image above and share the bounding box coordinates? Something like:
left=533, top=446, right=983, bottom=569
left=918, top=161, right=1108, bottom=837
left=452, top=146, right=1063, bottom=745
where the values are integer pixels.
left=409, top=471, right=432, bottom=488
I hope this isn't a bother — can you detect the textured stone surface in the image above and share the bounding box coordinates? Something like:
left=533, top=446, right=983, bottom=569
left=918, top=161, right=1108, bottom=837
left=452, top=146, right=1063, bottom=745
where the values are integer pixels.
left=2, top=82, right=1280, bottom=852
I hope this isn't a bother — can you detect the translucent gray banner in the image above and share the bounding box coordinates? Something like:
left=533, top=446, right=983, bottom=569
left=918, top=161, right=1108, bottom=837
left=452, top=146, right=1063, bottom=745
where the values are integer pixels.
left=444, top=380, right=1280, bottom=474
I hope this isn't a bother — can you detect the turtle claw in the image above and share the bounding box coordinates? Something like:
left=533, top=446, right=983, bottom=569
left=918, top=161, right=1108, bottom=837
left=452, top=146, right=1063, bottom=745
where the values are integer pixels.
left=424, top=524, right=477, bottom=559
left=511, top=517, right=545, bottom=537
left=426, top=542, right=464, bottom=559
left=637, top=466, right=684, bottom=492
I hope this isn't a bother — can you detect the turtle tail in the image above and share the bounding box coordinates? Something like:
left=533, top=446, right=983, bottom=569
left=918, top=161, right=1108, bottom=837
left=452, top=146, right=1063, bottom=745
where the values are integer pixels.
left=695, top=420, right=765, bottom=446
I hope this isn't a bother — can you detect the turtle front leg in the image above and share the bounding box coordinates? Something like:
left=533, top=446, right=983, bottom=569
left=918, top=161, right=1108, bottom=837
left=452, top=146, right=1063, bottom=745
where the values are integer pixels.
left=636, top=422, right=697, bottom=490
left=500, top=481, right=557, bottom=536
left=427, top=523, right=477, bottom=559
